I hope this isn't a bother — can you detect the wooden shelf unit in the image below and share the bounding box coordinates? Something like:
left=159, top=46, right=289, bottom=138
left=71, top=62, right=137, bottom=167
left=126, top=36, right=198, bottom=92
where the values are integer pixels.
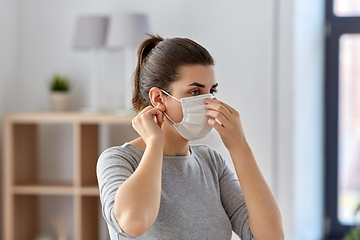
left=2, top=112, right=133, bottom=240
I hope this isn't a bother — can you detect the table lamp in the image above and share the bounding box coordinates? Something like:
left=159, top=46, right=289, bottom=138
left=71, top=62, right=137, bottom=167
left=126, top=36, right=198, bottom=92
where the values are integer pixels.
left=106, top=13, right=149, bottom=113
left=73, top=15, right=109, bottom=112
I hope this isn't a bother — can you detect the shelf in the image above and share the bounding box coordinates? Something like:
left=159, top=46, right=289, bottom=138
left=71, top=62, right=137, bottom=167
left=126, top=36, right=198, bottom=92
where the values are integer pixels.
left=12, top=183, right=99, bottom=196
left=2, top=112, right=133, bottom=240
left=4, top=112, right=134, bottom=124
left=79, top=187, right=100, bottom=196
left=13, top=182, right=74, bottom=195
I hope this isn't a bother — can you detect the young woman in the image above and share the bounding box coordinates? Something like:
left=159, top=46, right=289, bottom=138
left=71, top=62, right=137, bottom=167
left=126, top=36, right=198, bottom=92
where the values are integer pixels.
left=97, top=34, right=284, bottom=240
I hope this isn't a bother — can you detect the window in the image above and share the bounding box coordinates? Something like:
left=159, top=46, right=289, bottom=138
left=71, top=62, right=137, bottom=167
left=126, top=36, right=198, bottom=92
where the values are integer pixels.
left=334, top=0, right=360, bottom=17
left=325, top=1, right=360, bottom=239
left=338, top=34, right=360, bottom=226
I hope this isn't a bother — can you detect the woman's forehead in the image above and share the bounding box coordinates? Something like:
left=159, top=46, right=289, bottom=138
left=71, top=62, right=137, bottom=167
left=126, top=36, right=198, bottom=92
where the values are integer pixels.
left=175, top=65, right=216, bottom=86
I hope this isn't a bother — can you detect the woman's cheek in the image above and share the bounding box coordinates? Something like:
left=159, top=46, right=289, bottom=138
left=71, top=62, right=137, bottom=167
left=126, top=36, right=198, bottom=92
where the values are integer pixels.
left=172, top=106, right=184, bottom=123
left=166, top=102, right=183, bottom=123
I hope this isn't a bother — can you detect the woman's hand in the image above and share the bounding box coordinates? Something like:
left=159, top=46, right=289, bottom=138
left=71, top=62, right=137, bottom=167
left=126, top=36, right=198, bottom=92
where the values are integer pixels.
left=204, top=98, right=247, bottom=150
left=205, top=98, right=284, bottom=240
left=131, top=106, right=165, bottom=145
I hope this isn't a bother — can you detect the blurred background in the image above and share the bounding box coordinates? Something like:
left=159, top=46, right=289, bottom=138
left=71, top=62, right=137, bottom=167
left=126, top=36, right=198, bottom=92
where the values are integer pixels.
left=1, top=0, right=358, bottom=240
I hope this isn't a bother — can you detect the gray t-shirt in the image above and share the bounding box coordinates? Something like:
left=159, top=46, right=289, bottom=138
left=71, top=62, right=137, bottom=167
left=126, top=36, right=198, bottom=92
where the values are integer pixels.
left=97, top=143, right=255, bottom=240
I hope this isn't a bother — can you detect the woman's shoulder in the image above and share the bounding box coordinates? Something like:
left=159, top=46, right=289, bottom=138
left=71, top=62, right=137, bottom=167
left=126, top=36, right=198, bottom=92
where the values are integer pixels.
left=190, top=144, right=228, bottom=178
left=191, top=144, right=221, bottom=157
left=99, top=142, right=136, bottom=156
left=97, top=142, right=144, bottom=168
left=190, top=144, right=225, bottom=164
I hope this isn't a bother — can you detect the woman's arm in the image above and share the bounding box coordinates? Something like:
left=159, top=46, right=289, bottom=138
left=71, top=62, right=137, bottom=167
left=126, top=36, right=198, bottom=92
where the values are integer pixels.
left=229, top=141, right=284, bottom=240
left=205, top=99, right=284, bottom=240
left=113, top=106, right=165, bottom=237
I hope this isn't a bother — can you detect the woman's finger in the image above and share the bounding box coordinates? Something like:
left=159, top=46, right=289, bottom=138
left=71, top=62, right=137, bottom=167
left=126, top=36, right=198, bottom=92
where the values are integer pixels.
left=153, top=108, right=164, bottom=127
left=208, top=118, right=224, bottom=133
left=206, top=110, right=228, bottom=127
left=205, top=99, right=232, bottom=120
left=132, top=106, right=162, bottom=128
left=217, top=100, right=238, bottom=116
left=131, top=106, right=165, bottom=143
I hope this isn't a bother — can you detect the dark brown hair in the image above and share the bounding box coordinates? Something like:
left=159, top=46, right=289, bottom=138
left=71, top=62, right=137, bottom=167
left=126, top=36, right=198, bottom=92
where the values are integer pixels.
left=132, top=34, right=214, bottom=111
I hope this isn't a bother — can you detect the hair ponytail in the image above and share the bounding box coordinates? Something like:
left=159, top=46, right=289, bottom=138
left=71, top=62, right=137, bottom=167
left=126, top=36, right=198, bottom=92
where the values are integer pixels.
left=132, top=34, right=164, bottom=111
left=131, top=34, right=214, bottom=112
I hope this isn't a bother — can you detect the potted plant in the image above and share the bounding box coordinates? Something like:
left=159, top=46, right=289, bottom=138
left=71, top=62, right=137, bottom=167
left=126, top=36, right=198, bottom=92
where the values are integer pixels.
left=49, top=74, right=71, bottom=111
left=342, top=203, right=360, bottom=240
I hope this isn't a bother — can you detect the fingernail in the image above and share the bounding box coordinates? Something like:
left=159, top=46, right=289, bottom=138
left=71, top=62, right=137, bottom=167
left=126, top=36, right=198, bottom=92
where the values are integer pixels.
left=204, top=99, right=210, bottom=103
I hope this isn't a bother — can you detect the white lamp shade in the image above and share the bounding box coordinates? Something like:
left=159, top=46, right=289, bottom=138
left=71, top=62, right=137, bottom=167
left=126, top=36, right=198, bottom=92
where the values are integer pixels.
left=106, top=13, right=149, bottom=49
left=73, top=15, right=109, bottom=48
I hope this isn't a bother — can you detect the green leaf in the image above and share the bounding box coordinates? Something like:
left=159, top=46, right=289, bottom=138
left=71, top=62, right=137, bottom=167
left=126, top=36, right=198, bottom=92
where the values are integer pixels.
left=50, top=74, right=70, bottom=92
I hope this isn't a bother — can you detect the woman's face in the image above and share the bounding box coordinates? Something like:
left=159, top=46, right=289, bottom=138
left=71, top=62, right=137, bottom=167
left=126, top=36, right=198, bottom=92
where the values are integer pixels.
left=164, top=64, right=218, bottom=123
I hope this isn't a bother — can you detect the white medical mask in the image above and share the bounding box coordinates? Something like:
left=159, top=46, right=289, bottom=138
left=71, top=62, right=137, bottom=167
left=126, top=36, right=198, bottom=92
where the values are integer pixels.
left=161, top=90, right=214, bottom=141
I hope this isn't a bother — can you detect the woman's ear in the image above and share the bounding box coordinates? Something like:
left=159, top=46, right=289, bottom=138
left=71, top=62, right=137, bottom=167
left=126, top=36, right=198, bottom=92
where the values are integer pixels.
left=149, top=87, right=166, bottom=112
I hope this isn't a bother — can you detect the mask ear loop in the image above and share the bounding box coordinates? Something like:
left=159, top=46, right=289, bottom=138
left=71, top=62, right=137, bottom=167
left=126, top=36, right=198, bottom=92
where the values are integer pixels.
left=161, top=90, right=181, bottom=102
left=163, top=112, right=176, bottom=124
left=160, top=89, right=180, bottom=124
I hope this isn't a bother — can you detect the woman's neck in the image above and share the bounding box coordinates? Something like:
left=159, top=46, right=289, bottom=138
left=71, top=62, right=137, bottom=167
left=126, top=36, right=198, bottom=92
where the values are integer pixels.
left=163, top=135, right=190, bottom=156
left=162, top=122, right=190, bottom=156
left=135, top=134, right=190, bottom=158
left=130, top=121, right=190, bottom=156
left=131, top=136, right=190, bottom=156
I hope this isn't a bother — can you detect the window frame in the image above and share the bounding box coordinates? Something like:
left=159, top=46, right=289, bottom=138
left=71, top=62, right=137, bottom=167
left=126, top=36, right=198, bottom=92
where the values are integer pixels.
left=325, top=0, right=360, bottom=239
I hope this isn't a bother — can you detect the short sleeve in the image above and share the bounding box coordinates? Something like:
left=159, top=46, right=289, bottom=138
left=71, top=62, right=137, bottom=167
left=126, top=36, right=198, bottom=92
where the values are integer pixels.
left=96, top=146, right=139, bottom=238
left=212, top=149, right=255, bottom=240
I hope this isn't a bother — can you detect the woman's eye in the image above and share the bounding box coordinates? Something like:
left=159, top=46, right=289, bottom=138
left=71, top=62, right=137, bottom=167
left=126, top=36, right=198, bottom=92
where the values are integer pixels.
left=210, top=89, right=218, bottom=95
left=190, top=89, right=200, bottom=96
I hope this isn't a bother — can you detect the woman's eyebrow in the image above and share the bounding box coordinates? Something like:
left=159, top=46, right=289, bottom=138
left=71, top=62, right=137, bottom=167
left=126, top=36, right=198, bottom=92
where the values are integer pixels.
left=188, top=82, right=205, bottom=88
left=188, top=82, right=218, bottom=88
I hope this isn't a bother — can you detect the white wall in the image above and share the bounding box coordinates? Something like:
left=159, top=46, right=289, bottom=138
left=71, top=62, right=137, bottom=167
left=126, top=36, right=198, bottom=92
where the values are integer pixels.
left=276, top=0, right=295, bottom=238
left=0, top=0, right=326, bottom=239
left=0, top=0, right=20, bottom=237
left=0, top=0, right=20, bottom=112
left=293, top=0, right=325, bottom=239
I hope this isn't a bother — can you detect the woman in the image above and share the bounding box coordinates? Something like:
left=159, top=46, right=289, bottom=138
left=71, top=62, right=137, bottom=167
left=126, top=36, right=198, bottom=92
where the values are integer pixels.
left=97, top=34, right=284, bottom=240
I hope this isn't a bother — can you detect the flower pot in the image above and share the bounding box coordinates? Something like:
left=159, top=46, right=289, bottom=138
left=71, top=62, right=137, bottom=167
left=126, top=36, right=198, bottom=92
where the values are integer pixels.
left=50, top=92, right=70, bottom=111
